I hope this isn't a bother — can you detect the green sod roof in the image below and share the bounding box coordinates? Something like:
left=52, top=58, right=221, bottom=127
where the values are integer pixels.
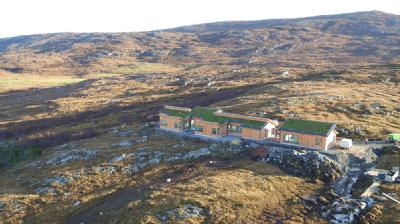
left=280, top=118, right=336, bottom=136
left=191, top=106, right=267, bottom=129
left=160, top=108, right=191, bottom=119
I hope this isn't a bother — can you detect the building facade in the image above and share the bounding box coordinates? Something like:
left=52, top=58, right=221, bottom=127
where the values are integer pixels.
left=279, top=118, right=337, bottom=150
left=160, top=106, right=338, bottom=150
left=159, top=105, right=278, bottom=141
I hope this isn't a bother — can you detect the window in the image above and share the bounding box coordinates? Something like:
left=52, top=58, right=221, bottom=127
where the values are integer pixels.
left=193, top=126, right=203, bottom=132
left=212, top=128, right=221, bottom=135
left=174, top=122, right=183, bottom=129
left=284, top=134, right=299, bottom=144
left=228, top=125, right=242, bottom=133
left=315, top=138, right=322, bottom=146
left=160, top=120, right=168, bottom=127
left=184, top=121, right=190, bottom=129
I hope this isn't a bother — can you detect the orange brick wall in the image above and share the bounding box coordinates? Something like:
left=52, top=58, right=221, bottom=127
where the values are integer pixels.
left=159, top=113, right=184, bottom=131
left=241, top=127, right=261, bottom=140
left=280, top=131, right=329, bottom=150
left=192, top=118, right=223, bottom=137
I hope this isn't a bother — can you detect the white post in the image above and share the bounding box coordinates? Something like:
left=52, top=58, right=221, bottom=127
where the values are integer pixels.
left=382, top=193, right=400, bottom=204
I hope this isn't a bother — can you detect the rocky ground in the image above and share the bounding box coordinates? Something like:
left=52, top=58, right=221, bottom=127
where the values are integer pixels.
left=1, top=124, right=398, bottom=223
left=0, top=10, right=399, bottom=224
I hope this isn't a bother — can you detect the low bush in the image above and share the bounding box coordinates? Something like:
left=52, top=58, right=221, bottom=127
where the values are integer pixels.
left=0, top=141, right=42, bottom=167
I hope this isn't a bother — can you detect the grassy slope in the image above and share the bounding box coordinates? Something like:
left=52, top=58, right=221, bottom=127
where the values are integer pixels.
left=115, top=160, right=325, bottom=224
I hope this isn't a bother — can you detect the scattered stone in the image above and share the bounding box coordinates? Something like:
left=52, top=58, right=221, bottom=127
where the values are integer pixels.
left=121, top=143, right=246, bottom=175
left=40, top=175, right=69, bottom=186
left=161, top=204, right=203, bottom=221
left=0, top=201, right=6, bottom=209
left=112, top=140, right=134, bottom=148
left=370, top=102, right=383, bottom=110
left=45, top=149, right=98, bottom=166
left=34, top=187, right=57, bottom=195
left=322, top=196, right=373, bottom=224
left=92, top=165, right=117, bottom=174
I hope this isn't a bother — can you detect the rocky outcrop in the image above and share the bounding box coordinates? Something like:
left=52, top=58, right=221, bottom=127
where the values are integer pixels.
left=158, top=204, right=204, bottom=221
left=321, top=196, right=373, bottom=223
left=121, top=143, right=245, bottom=175
left=266, top=147, right=345, bottom=182
left=45, top=149, right=98, bottom=166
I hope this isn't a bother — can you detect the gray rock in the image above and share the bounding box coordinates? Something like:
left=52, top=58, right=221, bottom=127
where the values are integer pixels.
left=45, top=149, right=97, bottom=165
left=266, top=148, right=345, bottom=182
left=92, top=165, right=117, bottom=174
left=35, top=187, right=56, bottom=195
left=163, top=204, right=203, bottom=220
left=370, top=102, right=383, bottom=110
left=112, top=140, right=134, bottom=148
left=0, top=201, right=6, bottom=209
left=354, top=127, right=364, bottom=136
left=72, top=201, right=81, bottom=207
left=41, top=175, right=69, bottom=186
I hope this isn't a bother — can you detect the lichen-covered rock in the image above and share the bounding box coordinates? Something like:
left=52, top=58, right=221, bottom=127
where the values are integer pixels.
left=266, top=148, right=345, bottom=182
left=45, top=149, right=98, bottom=165
left=159, top=204, right=204, bottom=221
left=112, top=141, right=134, bottom=148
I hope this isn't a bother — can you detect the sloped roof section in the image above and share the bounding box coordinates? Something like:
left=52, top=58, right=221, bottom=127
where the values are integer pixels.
left=160, top=108, right=191, bottom=119
left=191, top=106, right=267, bottom=129
left=280, top=118, right=336, bottom=136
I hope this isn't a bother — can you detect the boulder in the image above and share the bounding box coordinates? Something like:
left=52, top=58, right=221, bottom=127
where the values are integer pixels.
left=248, top=146, right=270, bottom=160
left=162, top=204, right=203, bottom=220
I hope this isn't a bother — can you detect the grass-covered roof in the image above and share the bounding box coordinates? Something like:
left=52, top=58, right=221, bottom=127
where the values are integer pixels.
left=279, top=118, right=336, bottom=136
left=160, top=108, right=191, bottom=119
left=191, top=107, right=267, bottom=129
left=161, top=106, right=268, bottom=129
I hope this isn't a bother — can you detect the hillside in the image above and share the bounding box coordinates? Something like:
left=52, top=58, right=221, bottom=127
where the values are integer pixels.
left=0, top=11, right=400, bottom=224
left=0, top=11, right=399, bottom=76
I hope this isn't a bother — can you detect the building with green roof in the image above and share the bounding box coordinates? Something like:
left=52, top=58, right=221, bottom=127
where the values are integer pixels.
left=159, top=105, right=278, bottom=140
left=279, top=118, right=337, bottom=150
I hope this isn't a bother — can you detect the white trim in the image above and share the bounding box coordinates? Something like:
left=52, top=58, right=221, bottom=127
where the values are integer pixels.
left=164, top=105, right=192, bottom=112
left=242, top=136, right=263, bottom=141
left=279, top=141, right=326, bottom=150
left=192, top=118, right=221, bottom=126
left=159, top=127, right=184, bottom=132
left=193, top=133, right=221, bottom=138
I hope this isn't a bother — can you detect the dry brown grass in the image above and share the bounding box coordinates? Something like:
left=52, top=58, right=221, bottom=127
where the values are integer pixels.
left=0, top=73, right=85, bottom=93
left=215, top=76, right=400, bottom=139
left=117, top=159, right=325, bottom=224
left=378, top=183, right=400, bottom=224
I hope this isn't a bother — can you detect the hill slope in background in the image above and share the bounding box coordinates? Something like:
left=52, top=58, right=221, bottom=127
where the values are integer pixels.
left=0, top=11, right=399, bottom=75
left=0, top=11, right=400, bottom=224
